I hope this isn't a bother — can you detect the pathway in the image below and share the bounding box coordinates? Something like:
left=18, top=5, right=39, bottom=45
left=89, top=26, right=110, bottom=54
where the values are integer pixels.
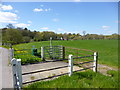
left=1, top=47, right=13, bottom=89
left=22, top=62, right=80, bottom=85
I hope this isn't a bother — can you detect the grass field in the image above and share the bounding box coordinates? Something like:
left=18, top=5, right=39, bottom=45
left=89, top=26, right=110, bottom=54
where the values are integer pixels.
left=13, top=40, right=119, bottom=88
left=13, top=40, right=118, bottom=67
left=24, top=70, right=118, bottom=88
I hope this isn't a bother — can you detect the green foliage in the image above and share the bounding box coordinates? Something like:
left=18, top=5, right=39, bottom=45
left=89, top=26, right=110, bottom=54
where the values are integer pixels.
left=52, top=40, right=118, bottom=67
left=14, top=49, right=42, bottom=65
left=107, top=70, right=118, bottom=77
left=2, top=29, right=23, bottom=44
left=12, top=40, right=118, bottom=88
left=23, top=36, right=31, bottom=43
left=13, top=40, right=118, bottom=67
left=14, top=54, right=42, bottom=65
left=24, top=70, right=118, bottom=88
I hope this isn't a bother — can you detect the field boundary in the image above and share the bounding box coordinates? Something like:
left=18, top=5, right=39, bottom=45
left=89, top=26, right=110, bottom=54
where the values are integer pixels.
left=11, top=51, right=98, bottom=89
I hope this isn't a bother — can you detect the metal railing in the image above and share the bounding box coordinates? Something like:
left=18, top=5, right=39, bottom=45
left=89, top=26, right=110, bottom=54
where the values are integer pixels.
left=11, top=52, right=98, bottom=89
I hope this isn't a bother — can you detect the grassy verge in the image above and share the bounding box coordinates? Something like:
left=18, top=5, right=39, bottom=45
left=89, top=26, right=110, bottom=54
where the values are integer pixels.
left=13, top=48, right=42, bottom=65
left=0, top=45, right=10, bottom=49
left=24, top=70, right=118, bottom=88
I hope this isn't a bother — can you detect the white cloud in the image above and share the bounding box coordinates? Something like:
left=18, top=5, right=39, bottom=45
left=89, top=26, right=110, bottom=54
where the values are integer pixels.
left=33, top=8, right=51, bottom=12
left=33, top=8, right=43, bottom=12
left=40, top=27, right=49, bottom=30
left=102, top=26, right=110, bottom=30
left=0, top=4, right=13, bottom=10
left=28, top=20, right=32, bottom=23
left=15, top=23, right=30, bottom=28
left=52, top=18, right=59, bottom=22
left=74, top=0, right=81, bottom=2
left=0, top=11, right=18, bottom=23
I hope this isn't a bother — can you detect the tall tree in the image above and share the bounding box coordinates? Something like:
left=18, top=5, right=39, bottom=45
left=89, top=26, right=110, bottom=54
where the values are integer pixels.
left=6, top=24, right=15, bottom=29
left=3, top=29, right=23, bottom=44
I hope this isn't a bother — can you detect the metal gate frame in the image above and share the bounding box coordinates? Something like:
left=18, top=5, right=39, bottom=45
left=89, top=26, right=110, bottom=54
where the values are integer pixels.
left=41, top=45, right=65, bottom=61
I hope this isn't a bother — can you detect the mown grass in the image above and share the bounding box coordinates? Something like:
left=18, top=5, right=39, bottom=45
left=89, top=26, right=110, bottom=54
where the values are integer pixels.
left=13, top=40, right=118, bottom=67
left=13, top=40, right=119, bottom=88
left=24, top=70, right=118, bottom=88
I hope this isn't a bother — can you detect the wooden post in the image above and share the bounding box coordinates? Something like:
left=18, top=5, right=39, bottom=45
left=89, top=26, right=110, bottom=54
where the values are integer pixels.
left=9, top=48, right=14, bottom=61
left=68, top=54, right=73, bottom=76
left=16, top=59, right=22, bottom=88
left=93, top=52, right=98, bottom=72
left=63, top=46, right=65, bottom=59
left=41, top=47, right=45, bottom=61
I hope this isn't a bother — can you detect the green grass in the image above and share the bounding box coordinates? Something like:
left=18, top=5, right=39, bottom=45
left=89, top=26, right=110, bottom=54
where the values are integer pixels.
left=13, top=48, right=42, bottom=65
left=13, top=40, right=119, bottom=88
left=1, top=45, right=10, bottom=49
left=24, top=70, right=118, bottom=88
left=13, top=40, right=118, bottom=67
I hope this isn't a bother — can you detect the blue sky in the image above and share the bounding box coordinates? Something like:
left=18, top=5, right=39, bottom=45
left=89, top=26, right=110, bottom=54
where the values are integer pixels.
left=0, top=2, right=118, bottom=35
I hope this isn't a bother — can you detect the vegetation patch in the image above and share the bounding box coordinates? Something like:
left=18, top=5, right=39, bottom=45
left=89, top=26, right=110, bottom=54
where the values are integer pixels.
left=13, top=40, right=118, bottom=67
left=24, top=70, right=118, bottom=88
left=13, top=48, right=42, bottom=65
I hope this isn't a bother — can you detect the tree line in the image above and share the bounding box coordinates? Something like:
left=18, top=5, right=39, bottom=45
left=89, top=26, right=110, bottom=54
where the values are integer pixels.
left=1, top=24, right=119, bottom=45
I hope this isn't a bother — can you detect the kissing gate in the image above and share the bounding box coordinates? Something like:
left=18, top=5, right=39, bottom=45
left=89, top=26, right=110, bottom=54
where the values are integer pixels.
left=10, top=46, right=98, bottom=89
left=41, top=45, right=65, bottom=61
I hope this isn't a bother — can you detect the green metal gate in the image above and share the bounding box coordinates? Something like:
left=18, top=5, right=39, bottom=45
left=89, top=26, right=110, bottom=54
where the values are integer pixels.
left=41, top=45, right=65, bottom=61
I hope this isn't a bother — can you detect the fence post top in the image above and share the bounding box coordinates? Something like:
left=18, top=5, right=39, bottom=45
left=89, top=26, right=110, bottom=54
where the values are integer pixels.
left=69, top=54, right=73, bottom=58
left=17, top=59, right=21, bottom=62
left=94, top=52, right=98, bottom=55
left=11, top=58, right=16, bottom=64
left=11, top=58, right=16, bottom=61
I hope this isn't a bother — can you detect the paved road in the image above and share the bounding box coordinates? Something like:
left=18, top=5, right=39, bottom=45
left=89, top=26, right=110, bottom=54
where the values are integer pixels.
left=0, top=47, right=2, bottom=89
left=1, top=47, right=13, bottom=89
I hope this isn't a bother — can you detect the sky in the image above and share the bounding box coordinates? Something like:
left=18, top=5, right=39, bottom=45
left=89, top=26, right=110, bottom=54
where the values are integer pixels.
left=0, top=1, right=119, bottom=35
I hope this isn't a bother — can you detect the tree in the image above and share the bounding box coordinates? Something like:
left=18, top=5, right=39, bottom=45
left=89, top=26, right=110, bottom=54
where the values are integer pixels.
left=23, top=36, right=31, bottom=43
left=3, top=29, right=23, bottom=44
left=24, top=28, right=28, bottom=30
left=6, top=24, right=15, bottom=29
left=17, top=27, right=23, bottom=30
left=34, top=32, right=42, bottom=41
left=83, top=31, right=86, bottom=36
